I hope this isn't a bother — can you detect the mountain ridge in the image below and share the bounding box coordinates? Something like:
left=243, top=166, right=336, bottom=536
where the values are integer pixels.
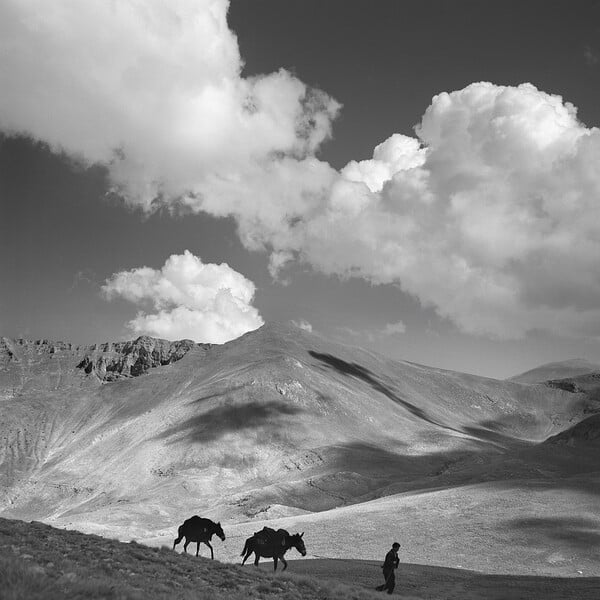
left=4, top=322, right=599, bottom=385
left=1, top=321, right=599, bottom=575
left=509, top=358, right=600, bottom=384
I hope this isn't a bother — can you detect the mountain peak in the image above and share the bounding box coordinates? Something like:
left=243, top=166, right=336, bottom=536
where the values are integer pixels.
left=509, top=358, right=600, bottom=384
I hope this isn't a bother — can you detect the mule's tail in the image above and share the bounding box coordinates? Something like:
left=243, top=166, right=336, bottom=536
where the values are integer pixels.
left=173, top=525, right=184, bottom=550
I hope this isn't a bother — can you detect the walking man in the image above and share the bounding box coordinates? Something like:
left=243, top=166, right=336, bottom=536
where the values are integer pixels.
left=376, top=541, right=400, bottom=594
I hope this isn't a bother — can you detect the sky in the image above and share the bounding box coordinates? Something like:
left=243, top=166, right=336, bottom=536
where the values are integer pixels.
left=2, top=0, right=600, bottom=379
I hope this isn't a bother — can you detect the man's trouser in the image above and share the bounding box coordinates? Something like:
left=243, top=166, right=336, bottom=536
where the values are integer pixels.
left=380, top=568, right=395, bottom=593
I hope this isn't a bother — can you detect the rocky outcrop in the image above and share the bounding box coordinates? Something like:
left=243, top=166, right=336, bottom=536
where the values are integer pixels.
left=545, top=413, right=600, bottom=446
left=1, top=337, right=81, bottom=358
left=0, top=337, right=20, bottom=365
left=1, top=335, right=203, bottom=384
left=76, top=336, right=199, bottom=381
left=544, top=372, right=600, bottom=403
left=545, top=378, right=582, bottom=393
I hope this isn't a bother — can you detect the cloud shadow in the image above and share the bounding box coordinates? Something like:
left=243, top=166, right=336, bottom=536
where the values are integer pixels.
left=308, top=350, right=463, bottom=435
left=503, top=516, right=600, bottom=551
left=156, top=400, right=304, bottom=444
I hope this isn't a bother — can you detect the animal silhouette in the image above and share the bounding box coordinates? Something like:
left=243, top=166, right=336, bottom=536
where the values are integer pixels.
left=241, top=526, right=306, bottom=570
left=173, top=516, right=225, bottom=559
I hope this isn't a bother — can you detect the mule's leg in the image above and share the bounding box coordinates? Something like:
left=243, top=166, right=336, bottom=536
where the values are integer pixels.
left=241, top=550, right=250, bottom=565
left=280, top=555, right=288, bottom=571
left=273, top=556, right=278, bottom=571
left=205, top=541, right=214, bottom=560
left=183, top=538, right=190, bottom=554
left=253, top=553, right=260, bottom=566
left=196, top=541, right=200, bottom=557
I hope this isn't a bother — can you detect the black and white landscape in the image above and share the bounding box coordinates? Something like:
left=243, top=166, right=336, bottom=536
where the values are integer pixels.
left=2, top=1, right=600, bottom=597
left=1, top=323, right=599, bottom=579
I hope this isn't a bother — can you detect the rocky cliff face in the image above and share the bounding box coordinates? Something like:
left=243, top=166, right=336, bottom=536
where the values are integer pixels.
left=75, top=336, right=200, bottom=381
left=0, top=335, right=200, bottom=391
left=0, top=337, right=79, bottom=365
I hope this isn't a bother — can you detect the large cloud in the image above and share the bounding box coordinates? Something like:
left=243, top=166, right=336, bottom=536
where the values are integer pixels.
left=2, top=2, right=600, bottom=340
left=102, top=251, right=263, bottom=343
left=0, top=0, right=339, bottom=209
left=285, top=83, right=600, bottom=340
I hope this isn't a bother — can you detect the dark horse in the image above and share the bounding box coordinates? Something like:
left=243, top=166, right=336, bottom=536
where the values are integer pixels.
left=241, top=527, right=306, bottom=571
left=173, top=516, right=225, bottom=559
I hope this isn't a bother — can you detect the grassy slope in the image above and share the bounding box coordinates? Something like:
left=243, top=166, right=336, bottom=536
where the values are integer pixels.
left=0, top=517, right=384, bottom=600
left=287, top=558, right=600, bottom=600
left=1, top=518, right=599, bottom=600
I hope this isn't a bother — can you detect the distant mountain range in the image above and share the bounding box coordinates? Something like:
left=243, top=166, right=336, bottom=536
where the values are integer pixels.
left=1, top=323, right=599, bottom=575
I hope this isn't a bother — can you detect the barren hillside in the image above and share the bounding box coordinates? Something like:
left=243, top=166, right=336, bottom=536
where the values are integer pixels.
left=509, top=358, right=600, bottom=384
left=1, top=322, right=599, bottom=576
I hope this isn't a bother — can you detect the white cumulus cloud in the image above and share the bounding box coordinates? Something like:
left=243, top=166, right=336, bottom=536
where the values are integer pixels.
left=0, top=0, right=339, bottom=211
left=270, top=83, right=600, bottom=340
left=291, top=319, right=313, bottom=332
left=382, top=321, right=407, bottom=336
left=341, top=134, right=426, bottom=193
left=102, top=251, right=263, bottom=343
left=3, top=1, right=600, bottom=342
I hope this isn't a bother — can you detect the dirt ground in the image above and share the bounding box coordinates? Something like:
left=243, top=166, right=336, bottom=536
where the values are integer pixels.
left=249, top=558, right=600, bottom=600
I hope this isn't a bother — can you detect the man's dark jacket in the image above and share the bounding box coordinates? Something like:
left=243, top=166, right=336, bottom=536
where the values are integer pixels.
left=382, top=548, right=399, bottom=571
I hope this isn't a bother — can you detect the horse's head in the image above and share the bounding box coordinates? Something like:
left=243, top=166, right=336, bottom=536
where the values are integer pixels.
left=290, top=532, right=306, bottom=556
left=214, top=521, right=226, bottom=541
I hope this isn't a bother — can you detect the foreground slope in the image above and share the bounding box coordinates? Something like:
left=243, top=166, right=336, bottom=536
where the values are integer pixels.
left=0, top=517, right=380, bottom=600
left=1, top=323, right=599, bottom=575
left=2, top=517, right=599, bottom=600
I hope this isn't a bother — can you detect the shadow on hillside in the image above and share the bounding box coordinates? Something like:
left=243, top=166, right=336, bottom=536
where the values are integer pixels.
left=463, top=419, right=535, bottom=448
left=308, top=351, right=457, bottom=431
left=504, top=517, right=600, bottom=550
left=323, top=441, right=467, bottom=482
left=155, top=400, right=304, bottom=444
left=281, top=559, right=600, bottom=600
left=309, top=350, right=561, bottom=450
left=189, top=384, right=248, bottom=404
left=289, top=437, right=600, bottom=504
left=319, top=439, right=541, bottom=493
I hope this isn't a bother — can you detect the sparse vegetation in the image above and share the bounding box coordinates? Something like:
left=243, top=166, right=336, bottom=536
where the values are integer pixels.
left=2, top=518, right=599, bottom=600
left=0, top=518, right=382, bottom=600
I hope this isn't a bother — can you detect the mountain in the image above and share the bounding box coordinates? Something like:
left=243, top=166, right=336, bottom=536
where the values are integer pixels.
left=509, top=358, right=600, bottom=384
left=1, top=323, right=599, bottom=575
left=509, top=358, right=600, bottom=403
